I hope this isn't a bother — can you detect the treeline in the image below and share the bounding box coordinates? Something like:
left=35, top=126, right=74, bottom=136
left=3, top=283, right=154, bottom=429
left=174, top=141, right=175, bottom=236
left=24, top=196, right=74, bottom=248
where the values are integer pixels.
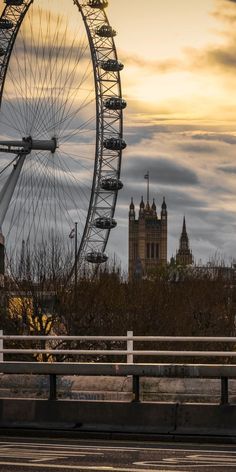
left=1, top=243, right=235, bottom=340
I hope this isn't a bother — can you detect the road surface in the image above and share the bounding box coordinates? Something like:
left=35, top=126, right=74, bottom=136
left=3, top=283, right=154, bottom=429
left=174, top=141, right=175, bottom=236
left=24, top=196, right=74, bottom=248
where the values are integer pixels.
left=0, top=436, right=235, bottom=471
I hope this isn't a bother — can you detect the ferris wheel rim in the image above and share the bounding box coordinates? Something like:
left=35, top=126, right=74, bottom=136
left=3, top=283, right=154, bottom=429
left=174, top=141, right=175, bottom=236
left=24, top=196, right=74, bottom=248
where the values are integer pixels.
left=0, top=0, right=125, bottom=274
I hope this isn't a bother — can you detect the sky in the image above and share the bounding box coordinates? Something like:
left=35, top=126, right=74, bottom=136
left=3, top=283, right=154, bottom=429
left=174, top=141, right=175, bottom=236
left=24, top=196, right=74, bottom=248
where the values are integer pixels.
left=107, top=0, right=236, bottom=267
left=1, top=0, right=236, bottom=269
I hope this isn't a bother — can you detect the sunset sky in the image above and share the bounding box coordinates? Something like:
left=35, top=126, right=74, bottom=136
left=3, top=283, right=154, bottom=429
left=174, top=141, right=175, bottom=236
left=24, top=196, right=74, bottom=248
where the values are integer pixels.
left=108, top=0, right=236, bottom=267
left=1, top=0, right=236, bottom=267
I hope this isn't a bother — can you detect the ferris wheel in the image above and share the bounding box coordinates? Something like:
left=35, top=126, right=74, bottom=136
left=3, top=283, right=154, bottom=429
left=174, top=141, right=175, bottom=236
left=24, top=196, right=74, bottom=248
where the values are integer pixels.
left=0, top=0, right=126, bottom=275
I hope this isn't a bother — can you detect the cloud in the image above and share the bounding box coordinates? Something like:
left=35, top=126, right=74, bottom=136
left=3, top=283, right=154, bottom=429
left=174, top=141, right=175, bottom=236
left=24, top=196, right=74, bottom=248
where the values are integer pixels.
left=192, top=133, right=236, bottom=145
left=218, top=165, right=236, bottom=174
left=122, top=53, right=182, bottom=74
left=178, top=142, right=218, bottom=154
left=124, top=156, right=199, bottom=187
left=185, top=2, right=236, bottom=74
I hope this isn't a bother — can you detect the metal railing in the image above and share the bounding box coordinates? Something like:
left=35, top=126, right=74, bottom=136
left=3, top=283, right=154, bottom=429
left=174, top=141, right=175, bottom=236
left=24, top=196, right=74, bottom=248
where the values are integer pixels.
left=0, top=331, right=236, bottom=362
left=0, top=331, right=236, bottom=404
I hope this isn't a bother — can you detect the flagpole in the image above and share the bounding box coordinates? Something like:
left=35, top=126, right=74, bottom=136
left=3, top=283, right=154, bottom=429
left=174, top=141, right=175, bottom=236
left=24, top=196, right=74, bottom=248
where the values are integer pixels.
left=74, top=221, right=78, bottom=291
left=147, top=171, right=149, bottom=203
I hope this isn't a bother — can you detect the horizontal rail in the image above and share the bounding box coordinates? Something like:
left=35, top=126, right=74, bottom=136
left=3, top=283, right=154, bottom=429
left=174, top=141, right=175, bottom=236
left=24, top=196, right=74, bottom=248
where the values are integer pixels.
left=1, top=362, right=236, bottom=378
left=1, top=335, right=236, bottom=342
left=1, top=349, right=236, bottom=357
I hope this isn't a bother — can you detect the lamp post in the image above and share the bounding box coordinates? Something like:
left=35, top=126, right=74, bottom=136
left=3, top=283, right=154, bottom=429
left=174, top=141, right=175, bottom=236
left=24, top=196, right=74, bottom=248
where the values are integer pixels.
left=74, top=222, right=78, bottom=292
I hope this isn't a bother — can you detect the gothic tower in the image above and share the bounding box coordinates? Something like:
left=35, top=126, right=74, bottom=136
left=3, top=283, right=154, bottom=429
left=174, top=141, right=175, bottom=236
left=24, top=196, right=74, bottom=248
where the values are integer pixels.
left=128, top=196, right=168, bottom=279
left=176, top=216, right=193, bottom=266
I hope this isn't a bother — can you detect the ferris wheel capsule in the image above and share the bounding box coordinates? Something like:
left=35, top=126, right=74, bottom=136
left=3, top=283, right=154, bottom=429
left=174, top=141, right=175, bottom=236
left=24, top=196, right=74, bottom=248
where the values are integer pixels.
left=94, top=217, right=117, bottom=230
left=101, top=59, right=124, bottom=72
left=0, top=19, right=13, bottom=30
left=101, top=178, right=123, bottom=191
left=86, top=251, right=108, bottom=264
left=96, top=25, right=116, bottom=38
left=4, top=0, right=24, bottom=4
left=104, top=138, right=127, bottom=150
left=88, top=0, right=108, bottom=8
left=104, top=97, right=127, bottom=110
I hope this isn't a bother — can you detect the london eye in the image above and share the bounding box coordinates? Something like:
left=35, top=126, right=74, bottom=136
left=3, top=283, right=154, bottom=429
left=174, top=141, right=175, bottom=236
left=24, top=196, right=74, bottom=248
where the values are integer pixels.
left=0, top=0, right=126, bottom=276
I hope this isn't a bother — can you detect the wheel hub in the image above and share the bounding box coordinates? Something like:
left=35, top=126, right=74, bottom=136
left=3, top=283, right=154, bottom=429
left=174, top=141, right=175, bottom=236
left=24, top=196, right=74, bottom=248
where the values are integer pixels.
left=0, top=136, right=58, bottom=154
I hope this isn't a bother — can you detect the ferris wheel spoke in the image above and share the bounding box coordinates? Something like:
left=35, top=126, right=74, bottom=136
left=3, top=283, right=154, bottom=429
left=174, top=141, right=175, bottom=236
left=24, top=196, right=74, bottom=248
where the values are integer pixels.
left=37, top=164, right=83, bottom=244
left=58, top=149, right=94, bottom=173
left=49, top=52, right=94, bottom=138
left=54, top=153, right=90, bottom=223
left=60, top=116, right=96, bottom=144
left=56, top=150, right=91, bottom=208
left=57, top=93, right=95, bottom=140
left=31, top=30, right=68, bottom=136
left=27, top=10, right=59, bottom=137
left=55, top=56, right=93, bottom=136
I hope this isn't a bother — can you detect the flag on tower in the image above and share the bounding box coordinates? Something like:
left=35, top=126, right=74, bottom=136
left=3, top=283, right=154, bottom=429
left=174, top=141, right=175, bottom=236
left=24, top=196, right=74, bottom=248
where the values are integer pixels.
left=69, top=228, right=75, bottom=239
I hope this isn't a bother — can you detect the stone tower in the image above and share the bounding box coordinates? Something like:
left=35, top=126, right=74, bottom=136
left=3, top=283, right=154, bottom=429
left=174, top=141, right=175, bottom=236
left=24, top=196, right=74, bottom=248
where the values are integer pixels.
left=176, top=216, right=193, bottom=266
left=128, top=196, right=167, bottom=279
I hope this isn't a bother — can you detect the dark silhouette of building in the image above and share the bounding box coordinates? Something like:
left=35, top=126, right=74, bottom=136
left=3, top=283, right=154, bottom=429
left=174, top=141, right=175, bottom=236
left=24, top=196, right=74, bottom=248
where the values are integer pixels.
left=128, top=196, right=167, bottom=279
left=176, top=216, right=193, bottom=266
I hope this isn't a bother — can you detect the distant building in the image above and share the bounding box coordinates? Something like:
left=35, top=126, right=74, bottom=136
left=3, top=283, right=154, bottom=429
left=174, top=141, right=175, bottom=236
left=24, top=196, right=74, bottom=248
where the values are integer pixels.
left=175, top=216, right=193, bottom=266
left=128, top=196, right=167, bottom=279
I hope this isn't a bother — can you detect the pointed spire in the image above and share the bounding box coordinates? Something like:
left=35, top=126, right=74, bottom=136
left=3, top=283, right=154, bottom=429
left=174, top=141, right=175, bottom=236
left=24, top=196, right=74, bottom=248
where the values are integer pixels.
left=182, top=216, right=187, bottom=236
left=140, top=196, right=145, bottom=208
left=139, top=195, right=145, bottom=218
left=151, top=198, right=156, bottom=211
left=176, top=216, right=193, bottom=266
left=129, top=197, right=135, bottom=220
left=181, top=216, right=188, bottom=241
left=161, top=197, right=167, bottom=220
left=162, top=196, right=167, bottom=210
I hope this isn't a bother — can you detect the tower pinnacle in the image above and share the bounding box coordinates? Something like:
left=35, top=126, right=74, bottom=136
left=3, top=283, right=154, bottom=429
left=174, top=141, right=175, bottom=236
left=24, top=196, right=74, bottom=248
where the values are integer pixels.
left=176, top=216, right=193, bottom=266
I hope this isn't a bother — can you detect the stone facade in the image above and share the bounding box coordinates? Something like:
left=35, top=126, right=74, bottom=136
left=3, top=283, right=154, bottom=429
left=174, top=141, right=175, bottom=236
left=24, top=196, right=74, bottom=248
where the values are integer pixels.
left=128, top=196, right=167, bottom=279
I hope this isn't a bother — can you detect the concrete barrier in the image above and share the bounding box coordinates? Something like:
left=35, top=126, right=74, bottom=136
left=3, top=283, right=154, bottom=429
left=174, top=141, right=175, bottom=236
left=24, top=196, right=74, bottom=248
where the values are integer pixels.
left=0, top=399, right=176, bottom=434
left=0, top=398, right=236, bottom=437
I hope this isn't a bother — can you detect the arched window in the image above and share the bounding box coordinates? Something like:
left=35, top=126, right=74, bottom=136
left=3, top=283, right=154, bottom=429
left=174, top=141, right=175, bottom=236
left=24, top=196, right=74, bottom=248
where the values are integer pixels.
left=151, top=242, right=155, bottom=258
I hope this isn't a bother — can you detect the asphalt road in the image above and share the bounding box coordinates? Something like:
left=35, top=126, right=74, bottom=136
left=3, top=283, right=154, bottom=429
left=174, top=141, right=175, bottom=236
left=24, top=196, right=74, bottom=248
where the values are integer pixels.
left=0, top=436, right=235, bottom=471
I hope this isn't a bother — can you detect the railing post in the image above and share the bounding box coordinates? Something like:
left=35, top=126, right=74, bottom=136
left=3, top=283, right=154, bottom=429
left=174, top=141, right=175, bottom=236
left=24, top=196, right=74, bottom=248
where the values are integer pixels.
left=49, top=374, right=57, bottom=401
left=0, top=330, right=3, bottom=362
left=221, top=376, right=229, bottom=405
left=132, top=375, right=140, bottom=402
left=127, top=330, right=133, bottom=364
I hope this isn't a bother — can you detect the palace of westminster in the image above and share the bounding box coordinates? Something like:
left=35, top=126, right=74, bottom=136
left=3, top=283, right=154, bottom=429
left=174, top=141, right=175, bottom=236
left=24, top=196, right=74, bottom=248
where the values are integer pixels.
left=128, top=190, right=193, bottom=280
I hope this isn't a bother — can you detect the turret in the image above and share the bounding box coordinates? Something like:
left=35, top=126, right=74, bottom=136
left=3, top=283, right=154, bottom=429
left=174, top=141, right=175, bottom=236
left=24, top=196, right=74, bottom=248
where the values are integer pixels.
left=161, top=197, right=167, bottom=219
left=151, top=198, right=157, bottom=216
left=129, top=197, right=135, bottom=220
left=139, top=196, right=145, bottom=217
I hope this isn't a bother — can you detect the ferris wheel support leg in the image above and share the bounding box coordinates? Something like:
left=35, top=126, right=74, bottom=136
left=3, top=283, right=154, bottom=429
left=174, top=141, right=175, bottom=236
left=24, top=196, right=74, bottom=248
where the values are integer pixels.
left=0, top=152, right=27, bottom=282
left=0, top=152, right=27, bottom=231
left=0, top=232, right=4, bottom=288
